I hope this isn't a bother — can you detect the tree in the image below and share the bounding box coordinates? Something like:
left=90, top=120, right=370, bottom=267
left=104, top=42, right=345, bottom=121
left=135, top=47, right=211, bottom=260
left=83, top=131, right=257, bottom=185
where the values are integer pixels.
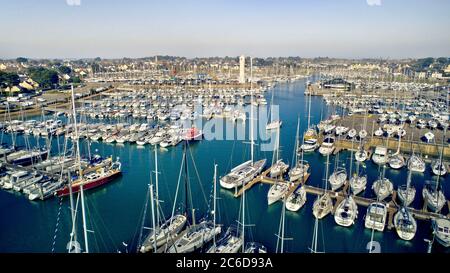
left=16, top=57, right=28, bottom=63
left=58, top=66, right=72, bottom=75
left=0, top=71, right=20, bottom=87
left=27, top=67, right=59, bottom=88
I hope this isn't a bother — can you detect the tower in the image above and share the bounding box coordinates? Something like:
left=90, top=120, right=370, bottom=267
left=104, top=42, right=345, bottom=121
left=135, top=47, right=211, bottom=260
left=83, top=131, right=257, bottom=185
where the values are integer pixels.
left=239, top=55, right=245, bottom=84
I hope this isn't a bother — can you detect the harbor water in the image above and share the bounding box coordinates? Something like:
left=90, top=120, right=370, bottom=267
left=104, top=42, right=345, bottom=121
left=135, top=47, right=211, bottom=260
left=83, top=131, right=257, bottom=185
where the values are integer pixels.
left=0, top=78, right=449, bottom=253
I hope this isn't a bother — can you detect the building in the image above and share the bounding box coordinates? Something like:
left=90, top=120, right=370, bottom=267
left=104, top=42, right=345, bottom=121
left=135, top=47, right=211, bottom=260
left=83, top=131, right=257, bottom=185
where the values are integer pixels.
left=239, top=55, right=245, bottom=83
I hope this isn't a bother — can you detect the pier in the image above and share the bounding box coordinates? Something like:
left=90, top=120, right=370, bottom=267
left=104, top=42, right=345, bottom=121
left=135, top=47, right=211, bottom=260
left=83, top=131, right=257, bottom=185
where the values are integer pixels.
left=232, top=168, right=449, bottom=230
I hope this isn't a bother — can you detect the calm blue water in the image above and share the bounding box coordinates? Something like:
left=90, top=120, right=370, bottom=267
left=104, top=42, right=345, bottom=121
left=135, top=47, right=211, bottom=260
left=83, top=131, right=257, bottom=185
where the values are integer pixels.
left=0, top=78, right=449, bottom=253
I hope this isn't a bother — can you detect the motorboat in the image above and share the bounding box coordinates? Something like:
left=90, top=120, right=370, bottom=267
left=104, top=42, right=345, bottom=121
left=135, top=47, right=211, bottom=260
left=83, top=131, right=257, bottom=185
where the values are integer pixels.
left=365, top=202, right=387, bottom=232
left=432, top=218, right=450, bottom=248
left=372, top=146, right=388, bottom=165
left=318, top=137, right=335, bottom=156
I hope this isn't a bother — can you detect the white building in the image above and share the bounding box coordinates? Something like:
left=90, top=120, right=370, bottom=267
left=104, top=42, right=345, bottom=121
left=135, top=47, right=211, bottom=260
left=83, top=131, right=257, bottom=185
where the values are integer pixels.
left=239, top=55, right=245, bottom=83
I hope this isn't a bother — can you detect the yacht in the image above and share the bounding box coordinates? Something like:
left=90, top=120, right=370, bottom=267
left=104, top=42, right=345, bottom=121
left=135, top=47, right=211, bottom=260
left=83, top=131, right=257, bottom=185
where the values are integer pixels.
left=372, top=146, right=388, bottom=165
left=328, top=167, right=347, bottom=191
left=207, top=227, right=242, bottom=253
left=422, top=180, right=446, bottom=212
left=244, top=242, right=267, bottom=253
left=300, top=138, right=319, bottom=152
left=407, top=154, right=426, bottom=173
left=285, top=186, right=307, bottom=212
left=431, top=160, right=447, bottom=176
left=288, top=160, right=309, bottom=182
left=394, top=207, right=417, bottom=241
left=267, top=182, right=290, bottom=205
left=397, top=185, right=416, bottom=207
left=372, top=177, right=393, bottom=201
left=219, top=159, right=266, bottom=189
left=432, top=218, right=450, bottom=248
left=167, top=220, right=221, bottom=253
left=365, top=202, right=387, bottom=232
left=388, top=153, right=405, bottom=169
left=334, top=196, right=358, bottom=227
left=140, top=215, right=187, bottom=253
left=312, top=193, right=333, bottom=219
left=318, top=137, right=335, bottom=156
left=269, top=159, right=289, bottom=178
left=349, top=172, right=367, bottom=195
left=355, top=148, right=368, bottom=162
left=266, top=120, right=282, bottom=130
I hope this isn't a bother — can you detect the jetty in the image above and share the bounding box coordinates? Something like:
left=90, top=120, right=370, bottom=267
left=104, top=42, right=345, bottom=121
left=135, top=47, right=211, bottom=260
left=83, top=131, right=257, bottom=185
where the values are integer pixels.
left=233, top=167, right=449, bottom=231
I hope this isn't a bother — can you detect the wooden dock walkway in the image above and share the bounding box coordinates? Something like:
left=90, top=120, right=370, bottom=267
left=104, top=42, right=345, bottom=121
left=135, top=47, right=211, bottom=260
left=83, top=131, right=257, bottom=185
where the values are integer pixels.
left=231, top=167, right=449, bottom=228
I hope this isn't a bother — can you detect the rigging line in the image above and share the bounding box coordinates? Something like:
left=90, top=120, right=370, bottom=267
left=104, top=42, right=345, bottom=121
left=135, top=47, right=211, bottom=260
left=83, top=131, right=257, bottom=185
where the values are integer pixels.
left=136, top=183, right=151, bottom=252
left=51, top=197, right=64, bottom=253
left=187, top=142, right=209, bottom=213
left=170, top=152, right=185, bottom=222
left=87, top=195, right=118, bottom=251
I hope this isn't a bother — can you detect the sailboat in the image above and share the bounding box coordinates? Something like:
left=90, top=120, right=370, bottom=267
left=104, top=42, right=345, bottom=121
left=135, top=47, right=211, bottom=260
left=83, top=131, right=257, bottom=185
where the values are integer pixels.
left=66, top=85, right=91, bottom=253
left=207, top=164, right=243, bottom=253
left=167, top=142, right=221, bottom=253
left=267, top=127, right=289, bottom=205
left=300, top=87, right=319, bottom=153
left=139, top=148, right=187, bottom=253
left=269, top=127, right=289, bottom=178
left=423, top=133, right=447, bottom=212
left=394, top=207, right=417, bottom=241
left=388, top=132, right=405, bottom=170
left=334, top=195, right=358, bottom=227
left=372, top=167, right=393, bottom=201
left=349, top=164, right=367, bottom=195
left=397, top=170, right=416, bottom=206
left=312, top=153, right=333, bottom=219
left=289, top=118, right=310, bottom=182
left=220, top=78, right=266, bottom=190
left=328, top=148, right=347, bottom=191
left=407, top=133, right=425, bottom=173
left=422, top=180, right=446, bottom=212
left=266, top=84, right=282, bottom=130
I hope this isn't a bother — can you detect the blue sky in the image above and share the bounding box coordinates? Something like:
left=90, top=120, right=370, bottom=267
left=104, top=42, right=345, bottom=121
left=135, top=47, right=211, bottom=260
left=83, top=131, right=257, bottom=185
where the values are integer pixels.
left=0, top=0, right=449, bottom=59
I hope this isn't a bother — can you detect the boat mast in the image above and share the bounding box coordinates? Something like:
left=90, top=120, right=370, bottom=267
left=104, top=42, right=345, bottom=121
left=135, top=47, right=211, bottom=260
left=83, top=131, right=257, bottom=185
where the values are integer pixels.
left=154, top=147, right=160, bottom=228
left=71, top=84, right=89, bottom=253
left=250, top=57, right=254, bottom=165
left=212, top=163, right=217, bottom=249
left=150, top=183, right=156, bottom=251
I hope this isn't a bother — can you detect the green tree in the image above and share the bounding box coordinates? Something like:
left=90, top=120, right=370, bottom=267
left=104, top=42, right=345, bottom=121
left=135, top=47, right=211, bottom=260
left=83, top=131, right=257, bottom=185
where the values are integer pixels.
left=58, top=66, right=72, bottom=75
left=16, top=57, right=28, bottom=63
left=0, top=71, right=20, bottom=87
left=27, top=67, right=59, bottom=89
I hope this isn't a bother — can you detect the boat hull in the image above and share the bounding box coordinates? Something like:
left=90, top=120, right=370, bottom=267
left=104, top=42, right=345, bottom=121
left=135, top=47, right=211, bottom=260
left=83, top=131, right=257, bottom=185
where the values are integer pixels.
left=56, top=171, right=121, bottom=197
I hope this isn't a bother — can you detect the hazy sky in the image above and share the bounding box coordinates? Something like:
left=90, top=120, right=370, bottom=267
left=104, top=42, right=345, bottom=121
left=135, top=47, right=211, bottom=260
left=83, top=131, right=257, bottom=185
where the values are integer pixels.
left=1, top=0, right=449, bottom=59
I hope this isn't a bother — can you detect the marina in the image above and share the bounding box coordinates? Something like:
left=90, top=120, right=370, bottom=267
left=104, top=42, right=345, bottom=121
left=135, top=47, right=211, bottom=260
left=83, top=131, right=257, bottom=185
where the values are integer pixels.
left=1, top=77, right=449, bottom=253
